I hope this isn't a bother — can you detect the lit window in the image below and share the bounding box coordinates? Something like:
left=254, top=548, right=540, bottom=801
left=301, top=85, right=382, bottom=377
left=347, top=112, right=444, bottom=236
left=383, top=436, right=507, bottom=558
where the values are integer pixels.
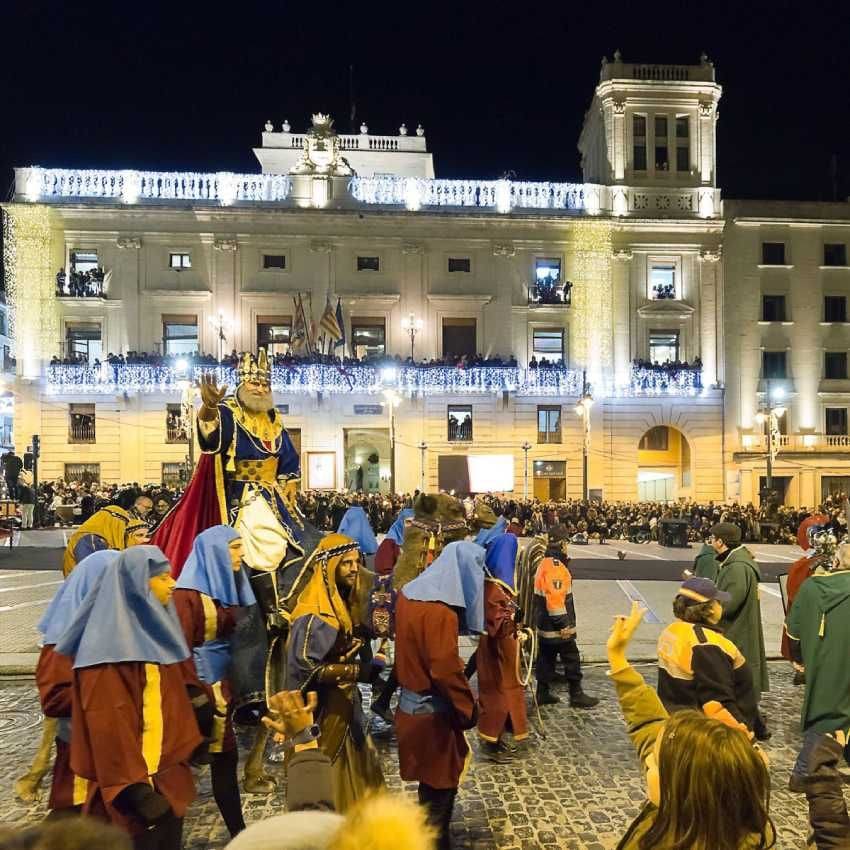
left=537, top=406, right=562, bottom=444
left=66, top=322, right=102, bottom=364
left=447, top=405, right=473, bottom=442
left=162, top=315, right=198, bottom=356
left=165, top=404, right=187, bottom=443
left=351, top=319, right=386, bottom=359
left=257, top=316, right=292, bottom=356
left=357, top=256, right=380, bottom=272
left=68, top=404, right=96, bottom=444
left=649, top=261, right=677, bottom=300
left=532, top=328, right=564, bottom=363
left=448, top=257, right=471, bottom=273
left=70, top=250, right=99, bottom=274
left=535, top=257, right=561, bottom=283
left=263, top=254, right=286, bottom=270
left=64, top=462, right=100, bottom=484
left=649, top=331, right=679, bottom=364
left=639, top=426, right=669, bottom=451
left=162, top=462, right=185, bottom=488
left=169, top=252, right=192, bottom=269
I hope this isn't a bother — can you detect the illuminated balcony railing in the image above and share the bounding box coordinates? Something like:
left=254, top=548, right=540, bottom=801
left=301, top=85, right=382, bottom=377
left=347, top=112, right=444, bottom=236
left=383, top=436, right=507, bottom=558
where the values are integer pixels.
left=45, top=362, right=710, bottom=398
left=741, top=434, right=850, bottom=452
left=629, top=365, right=703, bottom=395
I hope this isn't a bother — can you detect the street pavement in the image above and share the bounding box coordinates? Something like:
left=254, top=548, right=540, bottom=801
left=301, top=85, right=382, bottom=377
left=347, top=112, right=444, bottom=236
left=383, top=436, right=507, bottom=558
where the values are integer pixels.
left=0, top=664, right=819, bottom=848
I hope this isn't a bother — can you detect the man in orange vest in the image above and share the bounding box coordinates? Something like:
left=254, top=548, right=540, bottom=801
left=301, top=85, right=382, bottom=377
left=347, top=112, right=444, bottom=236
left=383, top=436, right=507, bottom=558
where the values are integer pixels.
left=533, top=545, right=598, bottom=708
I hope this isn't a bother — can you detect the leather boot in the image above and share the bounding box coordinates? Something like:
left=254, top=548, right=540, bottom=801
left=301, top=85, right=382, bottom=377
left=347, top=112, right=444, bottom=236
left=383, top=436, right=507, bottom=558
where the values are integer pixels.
left=569, top=686, right=600, bottom=709
left=536, top=683, right=560, bottom=705
left=480, top=740, right=514, bottom=763
left=242, top=725, right=277, bottom=793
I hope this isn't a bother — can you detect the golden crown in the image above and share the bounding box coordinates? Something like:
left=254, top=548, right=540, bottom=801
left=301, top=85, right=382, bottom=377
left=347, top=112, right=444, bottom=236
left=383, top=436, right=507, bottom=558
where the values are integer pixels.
left=238, top=349, right=271, bottom=385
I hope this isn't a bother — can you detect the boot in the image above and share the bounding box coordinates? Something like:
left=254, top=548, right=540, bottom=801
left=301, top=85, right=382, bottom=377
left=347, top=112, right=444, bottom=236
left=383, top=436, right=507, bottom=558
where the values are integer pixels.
left=569, top=686, right=599, bottom=709
left=480, top=740, right=514, bottom=764
left=536, top=683, right=560, bottom=705
left=753, top=712, right=772, bottom=742
left=243, top=725, right=277, bottom=793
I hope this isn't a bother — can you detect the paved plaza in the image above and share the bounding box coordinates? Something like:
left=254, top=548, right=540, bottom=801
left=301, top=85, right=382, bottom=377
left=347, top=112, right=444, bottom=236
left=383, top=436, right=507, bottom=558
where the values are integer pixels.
left=0, top=664, right=822, bottom=849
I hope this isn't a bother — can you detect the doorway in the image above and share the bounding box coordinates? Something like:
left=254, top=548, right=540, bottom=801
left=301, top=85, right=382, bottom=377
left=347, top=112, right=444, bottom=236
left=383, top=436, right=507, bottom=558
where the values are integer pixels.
left=637, top=425, right=691, bottom=501
left=343, top=428, right=390, bottom=494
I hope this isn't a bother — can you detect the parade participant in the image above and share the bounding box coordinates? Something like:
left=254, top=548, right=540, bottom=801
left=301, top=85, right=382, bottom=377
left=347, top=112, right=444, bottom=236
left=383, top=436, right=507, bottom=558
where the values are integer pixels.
left=533, top=547, right=599, bottom=708
left=656, top=576, right=757, bottom=732
left=608, top=602, right=776, bottom=850
left=394, top=540, right=484, bottom=850
left=32, top=551, right=119, bottom=815
left=476, top=533, right=529, bottom=761
left=337, top=506, right=379, bottom=564
left=710, top=522, right=771, bottom=740
left=55, top=546, right=202, bottom=850
left=692, top=539, right=719, bottom=581
left=62, top=506, right=150, bottom=577
left=174, top=526, right=256, bottom=837
left=780, top=514, right=830, bottom=665
left=374, top=508, right=414, bottom=576
left=285, top=533, right=385, bottom=812
left=474, top=515, right=506, bottom=547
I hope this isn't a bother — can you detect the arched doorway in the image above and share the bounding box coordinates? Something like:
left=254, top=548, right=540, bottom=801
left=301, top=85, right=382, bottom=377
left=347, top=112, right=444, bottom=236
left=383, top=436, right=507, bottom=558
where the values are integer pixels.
left=343, top=428, right=391, bottom=493
left=637, top=425, right=692, bottom=502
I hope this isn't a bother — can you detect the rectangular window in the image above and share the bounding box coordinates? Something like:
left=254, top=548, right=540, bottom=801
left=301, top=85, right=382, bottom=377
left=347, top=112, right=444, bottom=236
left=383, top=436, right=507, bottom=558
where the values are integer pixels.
left=639, top=426, right=669, bottom=452
left=537, top=405, right=562, bottom=444
left=824, top=244, right=847, bottom=267
left=824, top=296, right=847, bottom=323
left=654, top=115, right=668, bottom=171
left=161, top=462, right=185, bottom=488
left=675, top=116, right=689, bottom=172
left=654, top=115, right=668, bottom=138
left=762, top=295, right=786, bottom=322
left=447, top=405, right=473, bottom=442
left=762, top=350, right=787, bottom=379
left=532, top=328, right=564, bottom=363
left=649, top=261, right=677, bottom=299
left=66, top=322, right=102, bottom=364
left=356, top=255, right=380, bottom=272
left=761, top=242, right=786, bottom=265
left=535, top=257, right=561, bottom=283
left=64, top=462, right=100, bottom=484
left=442, top=317, right=476, bottom=359
left=162, top=315, right=198, bottom=356
left=166, top=404, right=187, bottom=443
left=649, top=331, right=679, bottom=364
left=448, top=257, right=471, bottom=273
left=825, top=351, right=848, bottom=380
left=169, top=252, right=192, bottom=269
left=676, top=146, right=689, bottom=173
left=263, top=254, right=286, bottom=270
left=70, top=250, right=99, bottom=274
left=351, top=318, right=386, bottom=359
left=633, top=114, right=647, bottom=172
left=68, top=403, right=96, bottom=444
left=826, top=408, right=849, bottom=436
left=675, top=116, right=689, bottom=138
left=257, top=315, right=292, bottom=356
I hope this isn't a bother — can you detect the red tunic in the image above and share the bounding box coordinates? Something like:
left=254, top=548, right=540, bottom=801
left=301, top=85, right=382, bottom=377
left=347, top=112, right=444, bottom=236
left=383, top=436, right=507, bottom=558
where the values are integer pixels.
left=394, top=593, right=476, bottom=789
left=35, top=644, right=88, bottom=810
left=781, top=555, right=818, bottom=661
left=374, top=538, right=401, bottom=576
left=476, top=581, right=528, bottom=742
left=69, top=661, right=201, bottom=835
left=173, top=588, right=238, bottom=752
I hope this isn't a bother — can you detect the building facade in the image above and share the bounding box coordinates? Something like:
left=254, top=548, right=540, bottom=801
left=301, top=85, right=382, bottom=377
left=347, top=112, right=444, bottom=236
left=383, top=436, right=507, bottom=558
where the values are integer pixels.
left=2, top=56, right=739, bottom=501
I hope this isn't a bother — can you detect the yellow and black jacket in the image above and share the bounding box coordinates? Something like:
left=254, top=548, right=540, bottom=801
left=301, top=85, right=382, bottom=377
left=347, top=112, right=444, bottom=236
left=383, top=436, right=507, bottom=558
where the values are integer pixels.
left=656, top=620, right=756, bottom=732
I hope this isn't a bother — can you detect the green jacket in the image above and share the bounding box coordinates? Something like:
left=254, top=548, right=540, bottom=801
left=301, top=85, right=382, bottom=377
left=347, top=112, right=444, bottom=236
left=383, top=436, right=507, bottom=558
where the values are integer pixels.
left=716, top=545, right=769, bottom=698
left=693, top=543, right=719, bottom=581
left=612, top=665, right=774, bottom=849
left=786, top=570, right=850, bottom=733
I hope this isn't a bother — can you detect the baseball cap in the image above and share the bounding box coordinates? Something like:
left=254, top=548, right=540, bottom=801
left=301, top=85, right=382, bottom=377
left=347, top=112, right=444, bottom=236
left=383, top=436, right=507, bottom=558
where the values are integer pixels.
left=678, top=576, right=731, bottom=605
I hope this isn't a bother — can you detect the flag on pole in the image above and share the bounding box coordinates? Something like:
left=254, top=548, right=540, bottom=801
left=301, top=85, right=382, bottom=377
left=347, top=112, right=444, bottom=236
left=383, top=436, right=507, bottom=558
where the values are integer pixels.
left=306, top=292, right=317, bottom=354
left=291, top=294, right=307, bottom=352
left=320, top=296, right=343, bottom=342
left=334, top=298, right=346, bottom=356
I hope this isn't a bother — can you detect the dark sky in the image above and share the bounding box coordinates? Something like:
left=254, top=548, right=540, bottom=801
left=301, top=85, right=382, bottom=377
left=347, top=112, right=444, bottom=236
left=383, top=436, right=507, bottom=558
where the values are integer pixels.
left=2, top=0, right=850, bottom=202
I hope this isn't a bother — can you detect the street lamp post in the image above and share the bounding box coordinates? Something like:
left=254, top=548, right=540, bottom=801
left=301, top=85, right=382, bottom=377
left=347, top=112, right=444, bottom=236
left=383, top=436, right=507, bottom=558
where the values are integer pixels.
left=418, top=440, right=427, bottom=493
left=208, top=312, right=231, bottom=362
left=401, top=313, right=423, bottom=362
left=178, top=381, right=196, bottom=477
left=383, top=388, right=401, bottom=494
left=574, top=370, right=594, bottom=501
left=521, top=441, right=532, bottom=500
left=754, top=381, right=786, bottom=506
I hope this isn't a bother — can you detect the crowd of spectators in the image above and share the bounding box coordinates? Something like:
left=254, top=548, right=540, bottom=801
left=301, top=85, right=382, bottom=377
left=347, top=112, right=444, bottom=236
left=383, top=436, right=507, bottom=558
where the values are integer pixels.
left=55, top=266, right=107, bottom=298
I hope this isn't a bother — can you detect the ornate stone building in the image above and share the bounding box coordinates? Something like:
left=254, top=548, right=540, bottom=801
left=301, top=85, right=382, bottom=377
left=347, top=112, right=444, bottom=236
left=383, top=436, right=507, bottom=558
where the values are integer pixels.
left=2, top=56, right=733, bottom=501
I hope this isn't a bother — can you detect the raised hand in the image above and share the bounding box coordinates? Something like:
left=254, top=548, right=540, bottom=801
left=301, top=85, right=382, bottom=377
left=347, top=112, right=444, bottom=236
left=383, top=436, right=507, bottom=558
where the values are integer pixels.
left=197, top=373, right=227, bottom=420
left=262, top=690, right=318, bottom=742
left=607, top=601, right=647, bottom=658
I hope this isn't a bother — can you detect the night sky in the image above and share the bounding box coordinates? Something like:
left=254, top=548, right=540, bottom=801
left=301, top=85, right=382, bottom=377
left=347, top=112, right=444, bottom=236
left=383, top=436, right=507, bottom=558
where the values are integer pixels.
left=2, top=0, right=849, bottom=202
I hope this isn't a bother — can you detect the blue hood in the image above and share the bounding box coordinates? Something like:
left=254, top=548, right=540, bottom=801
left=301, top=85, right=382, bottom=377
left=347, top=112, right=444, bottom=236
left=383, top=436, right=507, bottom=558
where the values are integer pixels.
left=403, top=540, right=486, bottom=634
left=337, top=506, right=378, bottom=555
left=38, top=551, right=119, bottom=645
left=474, top=516, right=507, bottom=547
left=176, top=525, right=256, bottom=608
left=484, top=533, right=518, bottom=592
left=55, top=545, right=190, bottom=668
left=386, top=508, right=415, bottom=545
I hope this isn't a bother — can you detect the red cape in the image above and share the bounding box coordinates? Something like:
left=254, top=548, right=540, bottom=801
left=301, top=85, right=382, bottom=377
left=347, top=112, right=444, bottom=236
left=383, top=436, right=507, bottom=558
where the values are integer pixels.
left=152, top=454, right=228, bottom=577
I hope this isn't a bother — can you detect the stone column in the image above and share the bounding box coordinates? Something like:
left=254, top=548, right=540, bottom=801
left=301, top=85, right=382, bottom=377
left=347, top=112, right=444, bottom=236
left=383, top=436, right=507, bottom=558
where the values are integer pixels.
left=698, top=101, right=716, bottom=185
left=697, top=249, right=721, bottom=387
left=612, top=249, right=632, bottom=389
left=401, top=242, right=425, bottom=358
left=613, top=100, right=626, bottom=181
left=116, top=236, right=141, bottom=353
left=213, top=238, right=238, bottom=353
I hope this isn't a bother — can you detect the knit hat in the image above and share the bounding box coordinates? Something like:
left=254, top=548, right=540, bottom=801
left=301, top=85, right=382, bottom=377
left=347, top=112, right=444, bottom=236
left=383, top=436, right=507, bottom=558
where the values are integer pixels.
left=709, top=522, right=741, bottom=547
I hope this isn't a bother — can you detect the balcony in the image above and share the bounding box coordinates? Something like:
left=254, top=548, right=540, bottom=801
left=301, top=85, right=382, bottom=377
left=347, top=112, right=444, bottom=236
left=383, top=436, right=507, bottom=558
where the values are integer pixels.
left=528, top=280, right=572, bottom=307
left=68, top=416, right=96, bottom=443
left=739, top=434, right=850, bottom=453
left=629, top=363, right=703, bottom=396
left=56, top=268, right=107, bottom=298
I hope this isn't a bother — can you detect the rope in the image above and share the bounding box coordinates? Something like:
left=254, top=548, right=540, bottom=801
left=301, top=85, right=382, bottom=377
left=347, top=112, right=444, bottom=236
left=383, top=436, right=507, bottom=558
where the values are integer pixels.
left=515, top=626, right=536, bottom=688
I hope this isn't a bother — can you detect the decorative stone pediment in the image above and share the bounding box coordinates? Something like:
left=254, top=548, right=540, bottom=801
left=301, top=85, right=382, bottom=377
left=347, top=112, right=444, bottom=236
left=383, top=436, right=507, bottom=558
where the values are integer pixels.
left=637, top=300, right=696, bottom=320
left=289, top=113, right=354, bottom=177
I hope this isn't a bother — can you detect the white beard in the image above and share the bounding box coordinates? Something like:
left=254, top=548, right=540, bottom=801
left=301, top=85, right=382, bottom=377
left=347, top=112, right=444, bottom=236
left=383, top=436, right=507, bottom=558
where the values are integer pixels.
left=237, top=384, right=274, bottom=414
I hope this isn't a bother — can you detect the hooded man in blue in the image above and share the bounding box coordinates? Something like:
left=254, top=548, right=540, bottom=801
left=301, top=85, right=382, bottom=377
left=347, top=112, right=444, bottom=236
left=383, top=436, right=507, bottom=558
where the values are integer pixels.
left=56, top=546, right=202, bottom=848
left=30, top=550, right=119, bottom=813
left=174, top=526, right=256, bottom=836
left=394, top=540, right=485, bottom=850
left=337, top=506, right=379, bottom=558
